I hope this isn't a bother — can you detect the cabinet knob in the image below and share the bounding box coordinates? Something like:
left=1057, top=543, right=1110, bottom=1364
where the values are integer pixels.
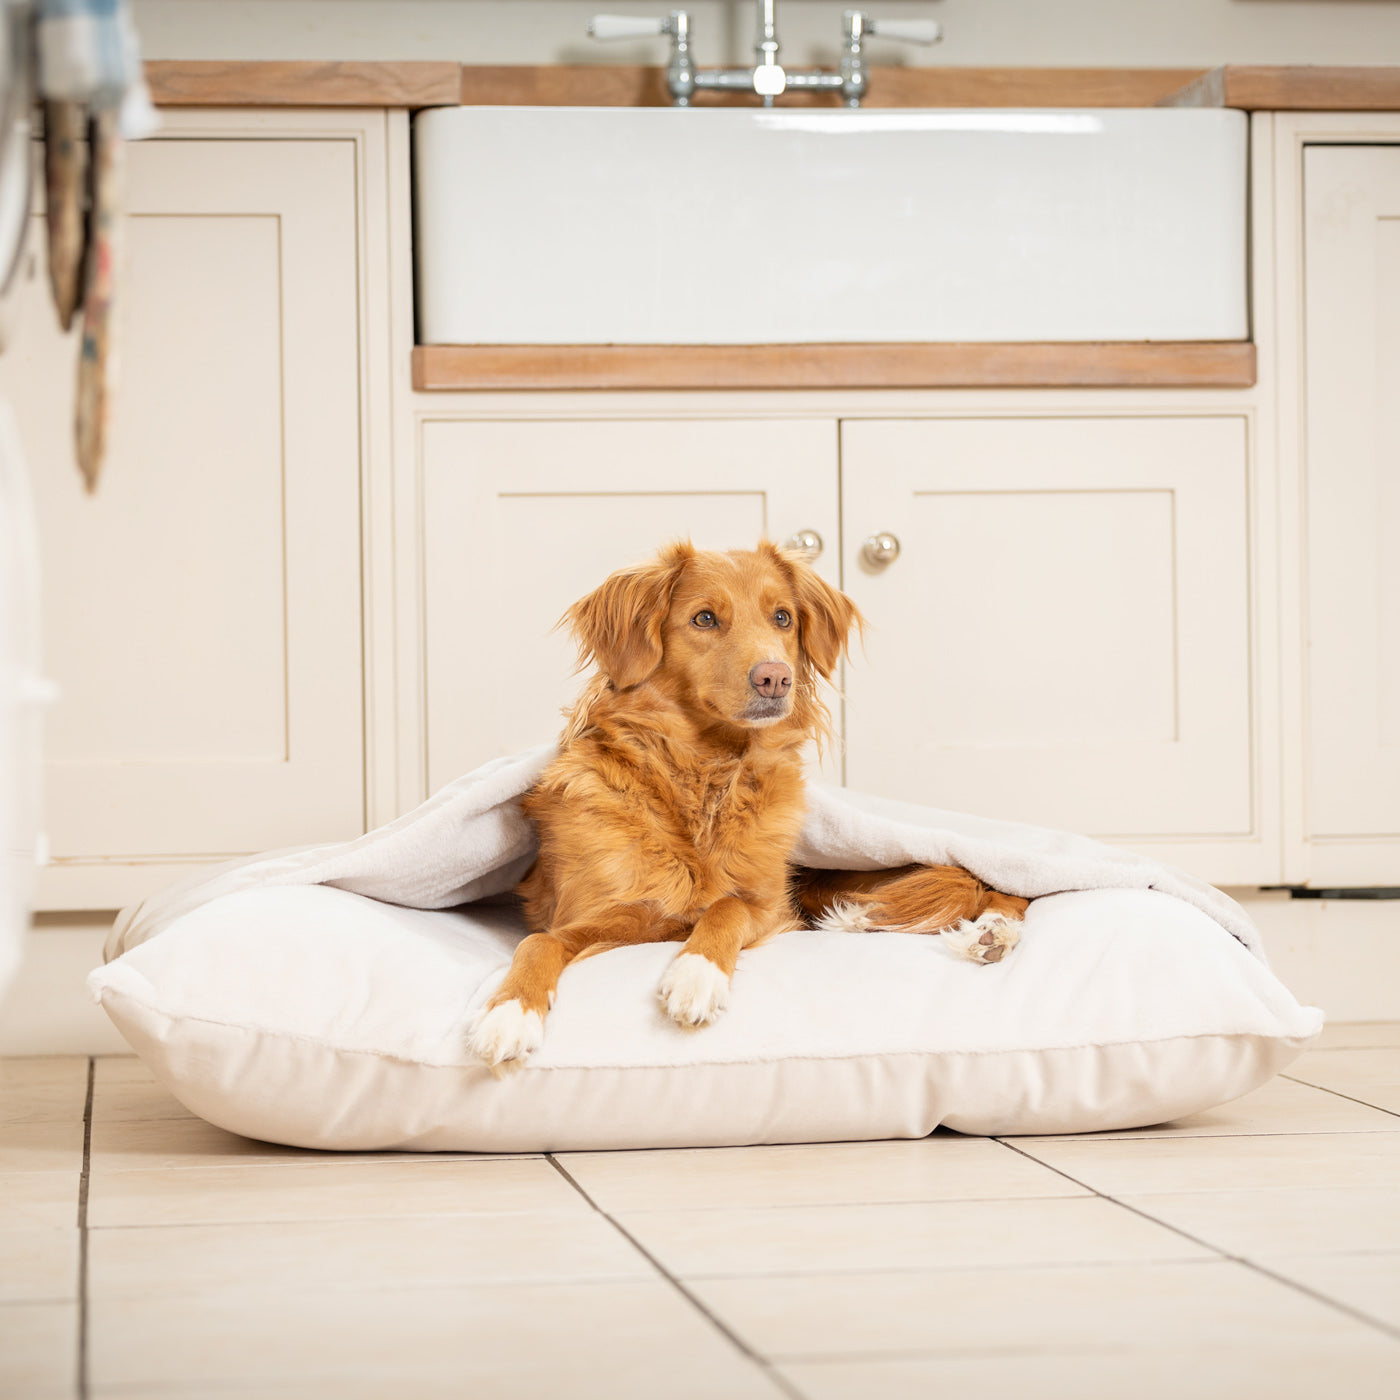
left=861, top=532, right=901, bottom=567
left=783, top=529, right=824, bottom=560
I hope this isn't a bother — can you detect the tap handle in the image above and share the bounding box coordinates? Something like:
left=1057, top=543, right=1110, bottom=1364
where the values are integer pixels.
left=866, top=16, right=942, bottom=44
left=587, top=13, right=671, bottom=40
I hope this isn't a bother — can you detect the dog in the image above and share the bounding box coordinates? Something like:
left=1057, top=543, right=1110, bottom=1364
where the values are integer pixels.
left=468, top=540, right=1026, bottom=1070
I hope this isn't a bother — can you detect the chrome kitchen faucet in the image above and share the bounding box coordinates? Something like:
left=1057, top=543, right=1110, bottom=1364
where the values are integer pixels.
left=586, top=2, right=940, bottom=108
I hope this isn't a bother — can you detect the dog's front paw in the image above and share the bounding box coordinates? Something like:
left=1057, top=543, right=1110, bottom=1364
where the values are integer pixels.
left=659, top=953, right=731, bottom=1029
left=940, top=911, right=1022, bottom=965
left=468, top=998, right=545, bottom=1073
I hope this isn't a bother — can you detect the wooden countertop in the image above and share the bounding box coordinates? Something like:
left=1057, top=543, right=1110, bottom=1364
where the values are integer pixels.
left=145, top=60, right=462, bottom=107
left=454, top=65, right=1206, bottom=109
left=1163, top=65, right=1400, bottom=111
left=411, top=342, right=1258, bottom=392
left=143, top=59, right=1400, bottom=111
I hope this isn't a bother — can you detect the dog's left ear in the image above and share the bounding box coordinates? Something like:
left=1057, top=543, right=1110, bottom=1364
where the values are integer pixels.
left=764, top=542, right=863, bottom=680
left=565, top=541, right=694, bottom=689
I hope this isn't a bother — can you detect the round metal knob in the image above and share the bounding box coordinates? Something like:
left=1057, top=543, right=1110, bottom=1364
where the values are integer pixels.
left=783, top=529, right=824, bottom=560
left=862, top=532, right=901, bottom=567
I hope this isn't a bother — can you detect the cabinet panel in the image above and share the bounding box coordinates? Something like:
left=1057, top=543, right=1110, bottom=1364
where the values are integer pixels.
left=420, top=418, right=838, bottom=793
left=841, top=416, right=1253, bottom=851
left=45, top=211, right=287, bottom=767
left=2, top=138, right=365, bottom=882
left=1302, top=145, right=1400, bottom=867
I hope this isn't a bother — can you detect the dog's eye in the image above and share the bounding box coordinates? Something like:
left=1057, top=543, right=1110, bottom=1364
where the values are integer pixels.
left=692, top=610, right=718, bottom=629
left=774, top=609, right=792, bottom=628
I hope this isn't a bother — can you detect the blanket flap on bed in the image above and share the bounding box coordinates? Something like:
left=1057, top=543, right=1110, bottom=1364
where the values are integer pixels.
left=106, top=743, right=1260, bottom=962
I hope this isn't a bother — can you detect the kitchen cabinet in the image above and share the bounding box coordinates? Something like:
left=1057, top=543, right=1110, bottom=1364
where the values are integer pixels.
left=1264, top=112, right=1400, bottom=885
left=839, top=414, right=1255, bottom=878
left=405, top=400, right=1269, bottom=885
left=1, top=112, right=387, bottom=908
left=416, top=416, right=840, bottom=793
left=1296, top=141, right=1400, bottom=881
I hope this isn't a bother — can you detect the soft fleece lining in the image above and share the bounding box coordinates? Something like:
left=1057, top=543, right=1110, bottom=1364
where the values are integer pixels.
left=106, top=745, right=1262, bottom=959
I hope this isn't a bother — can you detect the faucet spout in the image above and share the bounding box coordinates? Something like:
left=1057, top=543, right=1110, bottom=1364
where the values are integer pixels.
left=752, top=0, right=786, bottom=107
left=757, top=0, right=779, bottom=65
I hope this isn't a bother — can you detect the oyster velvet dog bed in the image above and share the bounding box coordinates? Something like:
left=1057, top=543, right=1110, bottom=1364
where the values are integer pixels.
left=91, top=746, right=1323, bottom=1152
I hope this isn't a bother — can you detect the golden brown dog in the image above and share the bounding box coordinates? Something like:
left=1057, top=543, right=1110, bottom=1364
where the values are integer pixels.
left=468, top=540, right=1026, bottom=1070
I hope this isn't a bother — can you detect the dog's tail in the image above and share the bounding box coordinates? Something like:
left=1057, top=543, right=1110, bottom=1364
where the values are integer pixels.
left=790, top=864, right=1028, bottom=965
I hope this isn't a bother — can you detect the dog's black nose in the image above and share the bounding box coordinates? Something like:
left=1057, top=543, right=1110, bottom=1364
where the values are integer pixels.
left=749, top=662, right=792, bottom=698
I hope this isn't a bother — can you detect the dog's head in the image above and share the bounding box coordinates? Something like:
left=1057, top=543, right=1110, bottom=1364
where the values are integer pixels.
left=565, top=540, right=862, bottom=738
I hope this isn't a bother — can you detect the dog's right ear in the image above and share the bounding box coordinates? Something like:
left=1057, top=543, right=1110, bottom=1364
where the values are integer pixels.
left=564, top=541, right=694, bottom=689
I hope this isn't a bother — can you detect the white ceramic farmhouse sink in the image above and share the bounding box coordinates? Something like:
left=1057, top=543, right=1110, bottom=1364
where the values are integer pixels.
left=413, top=106, right=1247, bottom=344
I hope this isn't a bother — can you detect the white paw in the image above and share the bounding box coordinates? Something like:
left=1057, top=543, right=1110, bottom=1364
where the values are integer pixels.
left=939, top=911, right=1022, bottom=966
left=468, top=999, right=545, bottom=1071
left=813, top=898, right=876, bottom=933
left=659, top=953, right=731, bottom=1028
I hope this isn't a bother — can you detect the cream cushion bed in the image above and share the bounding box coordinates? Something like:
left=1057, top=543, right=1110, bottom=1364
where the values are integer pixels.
left=90, top=880, right=1322, bottom=1152
left=90, top=746, right=1323, bottom=1150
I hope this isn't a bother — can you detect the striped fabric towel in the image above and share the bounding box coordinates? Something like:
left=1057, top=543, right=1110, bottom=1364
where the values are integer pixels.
left=35, top=0, right=156, bottom=137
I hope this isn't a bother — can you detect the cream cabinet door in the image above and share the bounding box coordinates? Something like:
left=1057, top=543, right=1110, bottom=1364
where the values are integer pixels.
left=2, top=137, right=365, bottom=905
left=419, top=418, right=838, bottom=794
left=840, top=416, right=1253, bottom=871
left=1301, top=145, right=1400, bottom=882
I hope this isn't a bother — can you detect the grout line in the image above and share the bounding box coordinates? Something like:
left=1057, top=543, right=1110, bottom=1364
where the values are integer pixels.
left=626, top=1255, right=1219, bottom=1284
left=1279, top=1074, right=1400, bottom=1120
left=769, top=1340, right=1277, bottom=1366
left=605, top=1190, right=1089, bottom=1214
left=996, top=1138, right=1400, bottom=1343
left=1231, top=1258, right=1400, bottom=1341
left=71, top=1151, right=546, bottom=1172
left=544, top=1154, right=806, bottom=1400
left=77, top=1057, right=94, bottom=1400
left=1007, top=1126, right=1400, bottom=1143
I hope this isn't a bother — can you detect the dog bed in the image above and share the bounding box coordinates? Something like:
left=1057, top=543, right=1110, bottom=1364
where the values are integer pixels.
left=90, top=746, right=1322, bottom=1150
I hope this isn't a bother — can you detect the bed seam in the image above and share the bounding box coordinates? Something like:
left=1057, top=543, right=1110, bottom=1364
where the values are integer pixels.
left=93, top=982, right=1319, bottom=1074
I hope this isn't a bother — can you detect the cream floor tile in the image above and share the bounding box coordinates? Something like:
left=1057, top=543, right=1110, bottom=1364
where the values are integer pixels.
left=90, top=1116, right=330, bottom=1170
left=87, top=1156, right=586, bottom=1227
left=1013, top=1130, right=1400, bottom=1196
left=0, top=1172, right=80, bottom=1228
left=1258, top=1252, right=1400, bottom=1331
left=0, top=1228, right=79, bottom=1302
left=1008, top=1073, right=1400, bottom=1141
left=91, top=1390, right=486, bottom=1400
left=89, top=1279, right=785, bottom=1397
left=617, top=1195, right=1213, bottom=1278
left=0, top=1120, right=85, bottom=1173
left=91, top=1386, right=753, bottom=1400
left=1124, top=1186, right=1400, bottom=1258
left=89, top=1212, right=651, bottom=1296
left=779, top=1336, right=1400, bottom=1400
left=0, top=1300, right=78, bottom=1398
left=559, top=1137, right=1087, bottom=1213
left=693, top=1258, right=1361, bottom=1360
left=1287, top=1048, right=1400, bottom=1114
left=1316, top=1021, right=1400, bottom=1050
left=0, top=1056, right=88, bottom=1125
left=88, top=1112, right=528, bottom=1172
left=90, top=1388, right=658, bottom=1400
left=91, top=1055, right=139, bottom=1073
left=91, top=1057, right=194, bottom=1124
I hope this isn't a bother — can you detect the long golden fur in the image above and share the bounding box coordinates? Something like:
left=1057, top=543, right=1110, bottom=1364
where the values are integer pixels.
left=468, top=540, right=1026, bottom=1071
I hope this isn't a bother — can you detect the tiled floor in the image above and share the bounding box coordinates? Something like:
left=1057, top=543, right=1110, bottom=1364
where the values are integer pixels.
left=3, top=1028, right=1399, bottom=1399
